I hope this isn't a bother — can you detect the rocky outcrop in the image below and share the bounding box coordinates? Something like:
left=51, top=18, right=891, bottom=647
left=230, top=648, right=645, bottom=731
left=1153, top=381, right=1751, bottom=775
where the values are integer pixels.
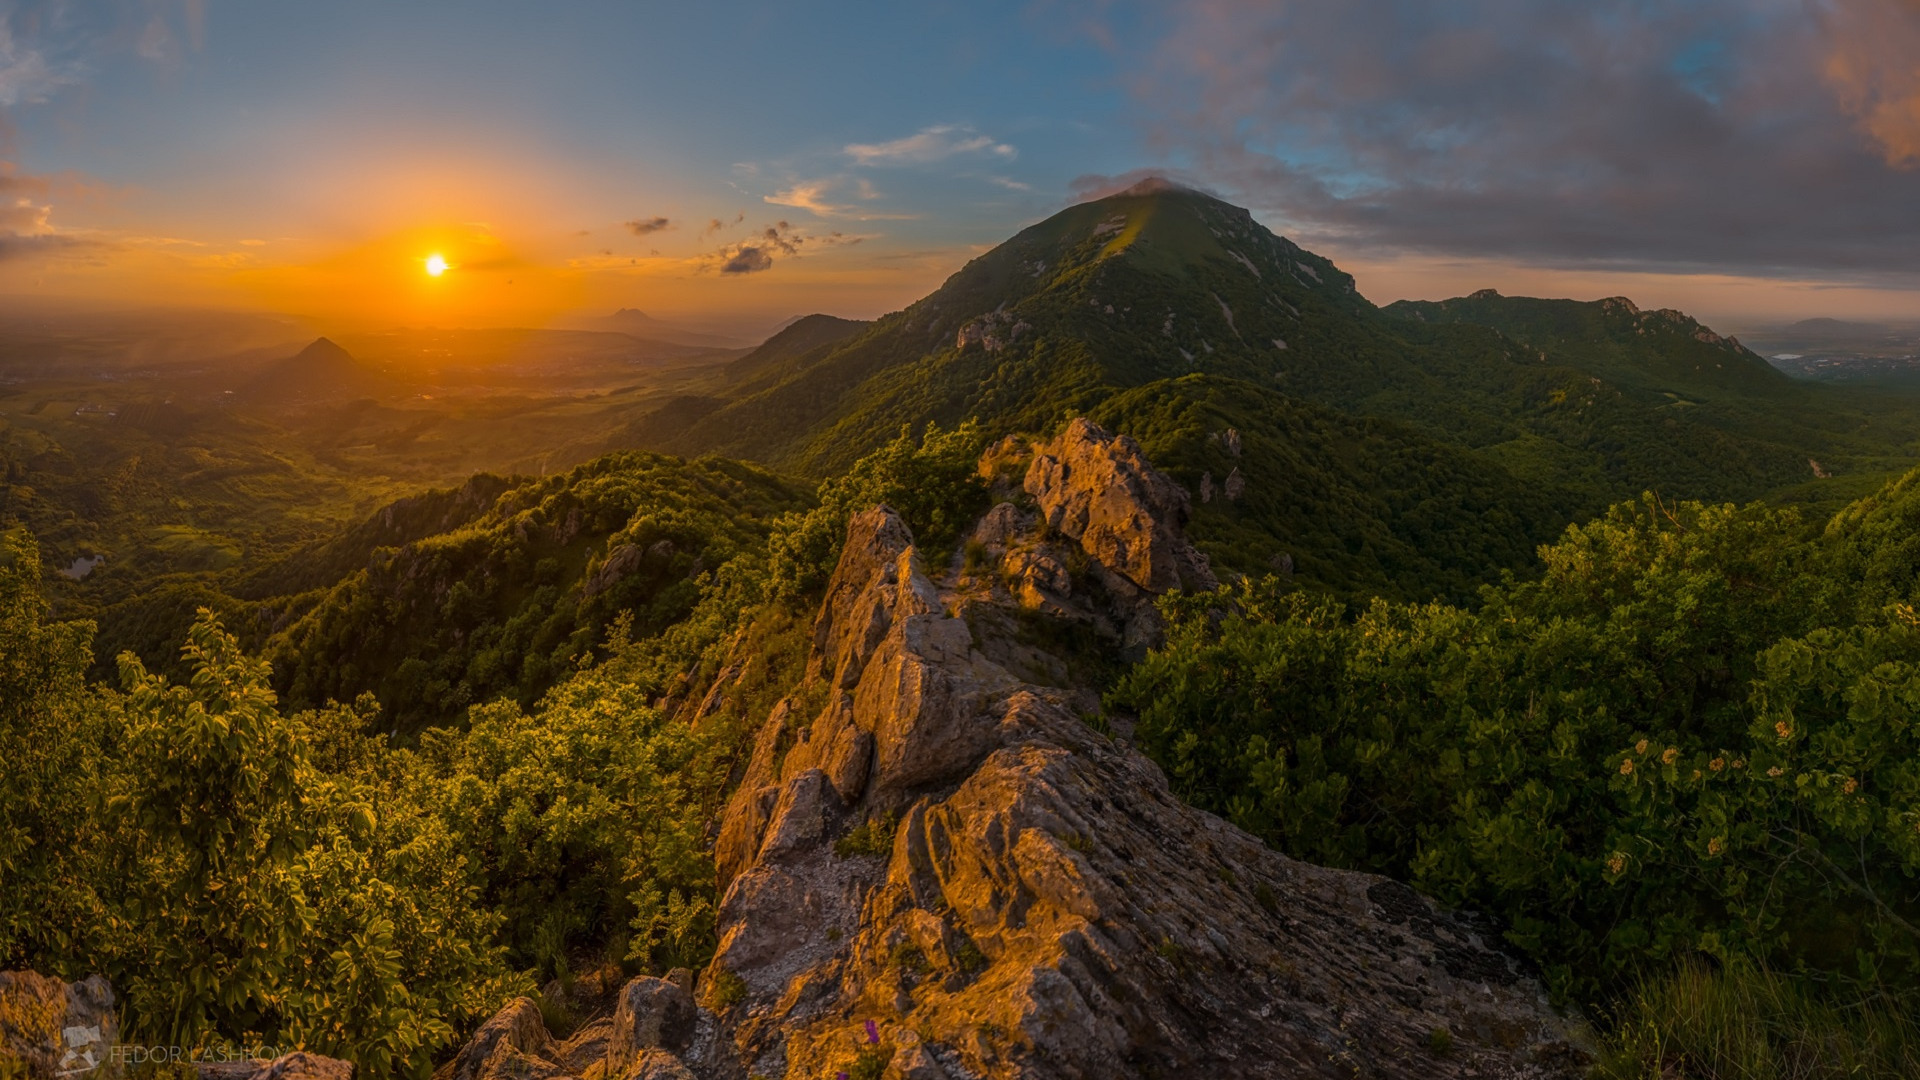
left=0, top=971, right=120, bottom=1080
left=679, top=421, right=1587, bottom=1079
left=1023, top=419, right=1216, bottom=598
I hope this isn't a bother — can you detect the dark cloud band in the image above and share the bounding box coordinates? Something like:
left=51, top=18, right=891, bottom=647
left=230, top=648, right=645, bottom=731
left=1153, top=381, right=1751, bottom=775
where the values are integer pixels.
left=1123, top=0, right=1920, bottom=278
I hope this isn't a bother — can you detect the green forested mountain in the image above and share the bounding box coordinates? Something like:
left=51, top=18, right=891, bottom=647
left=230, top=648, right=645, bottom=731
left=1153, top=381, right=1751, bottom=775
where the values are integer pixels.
left=264, top=452, right=805, bottom=733
left=620, top=180, right=1920, bottom=593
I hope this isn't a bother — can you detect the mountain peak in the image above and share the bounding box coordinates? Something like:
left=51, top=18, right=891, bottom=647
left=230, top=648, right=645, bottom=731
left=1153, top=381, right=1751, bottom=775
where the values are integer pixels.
left=1112, top=175, right=1199, bottom=198
left=297, top=336, right=352, bottom=362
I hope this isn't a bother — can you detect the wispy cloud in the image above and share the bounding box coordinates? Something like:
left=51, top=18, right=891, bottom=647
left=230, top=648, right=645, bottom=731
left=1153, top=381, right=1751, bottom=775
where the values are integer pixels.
left=765, top=180, right=843, bottom=215
left=0, top=22, right=78, bottom=107
left=624, top=216, right=672, bottom=236
left=844, top=124, right=1017, bottom=166
left=702, top=213, right=744, bottom=237
left=763, top=177, right=920, bottom=220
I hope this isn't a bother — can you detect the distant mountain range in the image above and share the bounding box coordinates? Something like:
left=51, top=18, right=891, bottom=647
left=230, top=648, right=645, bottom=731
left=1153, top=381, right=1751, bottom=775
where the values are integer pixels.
left=611, top=179, right=1918, bottom=597
left=565, top=307, right=757, bottom=350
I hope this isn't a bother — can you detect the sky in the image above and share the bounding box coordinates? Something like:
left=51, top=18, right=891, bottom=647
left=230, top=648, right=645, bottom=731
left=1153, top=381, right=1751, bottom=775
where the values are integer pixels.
left=1, top=0, right=1919, bottom=333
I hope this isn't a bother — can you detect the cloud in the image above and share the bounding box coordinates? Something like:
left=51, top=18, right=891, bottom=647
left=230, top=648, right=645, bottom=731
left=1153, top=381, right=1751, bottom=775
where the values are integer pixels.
left=702, top=212, right=744, bottom=237
left=1821, top=0, right=1920, bottom=167
left=766, top=180, right=843, bottom=215
left=1114, top=0, right=1920, bottom=277
left=763, top=178, right=920, bottom=220
left=844, top=124, right=1017, bottom=166
left=0, top=22, right=77, bottom=107
left=707, top=221, right=867, bottom=276
left=719, top=245, right=773, bottom=275
left=624, top=216, right=672, bottom=236
left=986, top=175, right=1033, bottom=191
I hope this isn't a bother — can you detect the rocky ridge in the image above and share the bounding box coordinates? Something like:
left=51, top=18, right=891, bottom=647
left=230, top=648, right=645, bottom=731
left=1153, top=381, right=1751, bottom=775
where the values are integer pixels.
left=624, top=419, right=1583, bottom=1078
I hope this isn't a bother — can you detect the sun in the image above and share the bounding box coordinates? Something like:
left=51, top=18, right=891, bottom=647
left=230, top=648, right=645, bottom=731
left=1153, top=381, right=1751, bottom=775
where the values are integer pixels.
left=425, top=253, right=449, bottom=277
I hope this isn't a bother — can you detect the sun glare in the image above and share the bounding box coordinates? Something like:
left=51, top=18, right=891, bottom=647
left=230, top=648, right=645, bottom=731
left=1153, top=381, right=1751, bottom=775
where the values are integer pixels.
left=425, top=253, right=449, bottom=277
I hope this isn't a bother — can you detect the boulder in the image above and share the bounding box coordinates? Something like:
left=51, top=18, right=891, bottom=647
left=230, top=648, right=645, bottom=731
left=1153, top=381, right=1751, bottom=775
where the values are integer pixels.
left=0, top=971, right=119, bottom=1080
left=439, top=998, right=553, bottom=1080
left=609, top=977, right=696, bottom=1059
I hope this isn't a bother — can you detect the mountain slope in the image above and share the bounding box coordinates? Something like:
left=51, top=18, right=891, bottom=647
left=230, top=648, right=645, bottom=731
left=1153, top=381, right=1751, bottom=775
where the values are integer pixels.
left=612, top=182, right=1920, bottom=596
left=264, top=451, right=807, bottom=732
left=1384, top=290, right=1791, bottom=397
left=635, top=184, right=1912, bottom=509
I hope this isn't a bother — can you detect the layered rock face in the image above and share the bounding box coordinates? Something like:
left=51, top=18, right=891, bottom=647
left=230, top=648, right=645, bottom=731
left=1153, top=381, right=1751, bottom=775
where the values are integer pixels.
left=676, top=421, right=1587, bottom=1079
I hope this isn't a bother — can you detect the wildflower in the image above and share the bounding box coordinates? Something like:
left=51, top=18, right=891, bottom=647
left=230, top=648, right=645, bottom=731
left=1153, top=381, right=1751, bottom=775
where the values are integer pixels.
left=1662, top=747, right=1679, bottom=765
left=1620, top=759, right=1634, bottom=776
left=1775, top=720, right=1793, bottom=739
left=1691, top=770, right=1703, bottom=781
left=1607, top=852, right=1627, bottom=876
left=1708, top=837, right=1725, bottom=856
left=1636, top=739, right=1650, bottom=755
left=1842, top=777, right=1859, bottom=795
left=1767, top=766, right=1783, bottom=778
left=1709, top=757, right=1726, bottom=772
left=1732, top=759, right=1745, bottom=770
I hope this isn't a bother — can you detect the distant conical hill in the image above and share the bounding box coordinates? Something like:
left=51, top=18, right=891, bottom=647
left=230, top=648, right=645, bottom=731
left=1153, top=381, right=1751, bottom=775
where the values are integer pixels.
left=240, top=337, right=394, bottom=406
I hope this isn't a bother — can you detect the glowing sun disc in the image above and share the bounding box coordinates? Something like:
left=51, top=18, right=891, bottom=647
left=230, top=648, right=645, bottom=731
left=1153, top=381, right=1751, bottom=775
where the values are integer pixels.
left=425, top=254, right=449, bottom=277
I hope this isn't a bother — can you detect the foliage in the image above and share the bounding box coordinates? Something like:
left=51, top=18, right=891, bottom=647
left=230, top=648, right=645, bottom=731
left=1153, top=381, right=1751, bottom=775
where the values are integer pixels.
left=765, top=422, right=988, bottom=600
left=269, top=451, right=804, bottom=733
left=0, top=531, right=110, bottom=971
left=833, top=813, right=898, bottom=859
left=0, top=555, right=768, bottom=1076
left=1593, top=960, right=1920, bottom=1079
left=1112, top=487, right=1920, bottom=1001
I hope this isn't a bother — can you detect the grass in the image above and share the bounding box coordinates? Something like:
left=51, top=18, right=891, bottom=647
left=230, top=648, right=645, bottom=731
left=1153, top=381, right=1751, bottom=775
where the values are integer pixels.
left=834, top=812, right=897, bottom=859
left=1593, top=961, right=1920, bottom=1080
left=706, top=966, right=748, bottom=1011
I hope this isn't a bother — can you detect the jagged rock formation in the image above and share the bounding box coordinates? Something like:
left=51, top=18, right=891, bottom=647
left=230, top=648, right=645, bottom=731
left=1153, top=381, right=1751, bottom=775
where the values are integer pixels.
left=443, top=420, right=1588, bottom=1079
left=683, top=422, right=1585, bottom=1078
left=0, top=971, right=120, bottom=1080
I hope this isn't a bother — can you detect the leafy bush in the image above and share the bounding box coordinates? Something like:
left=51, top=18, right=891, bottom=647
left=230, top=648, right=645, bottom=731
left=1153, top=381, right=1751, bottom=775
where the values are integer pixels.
left=766, top=422, right=989, bottom=600
left=0, top=538, right=765, bottom=1076
left=1112, top=490, right=1920, bottom=1001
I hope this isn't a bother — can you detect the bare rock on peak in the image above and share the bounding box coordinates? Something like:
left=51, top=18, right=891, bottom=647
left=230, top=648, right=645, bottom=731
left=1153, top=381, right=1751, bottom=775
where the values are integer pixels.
left=1024, top=418, right=1218, bottom=597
